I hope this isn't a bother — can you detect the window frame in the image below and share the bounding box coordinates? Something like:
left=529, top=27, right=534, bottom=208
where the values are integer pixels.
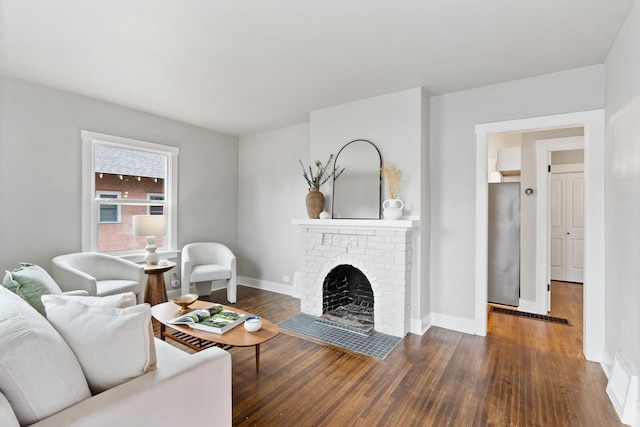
left=82, top=130, right=179, bottom=261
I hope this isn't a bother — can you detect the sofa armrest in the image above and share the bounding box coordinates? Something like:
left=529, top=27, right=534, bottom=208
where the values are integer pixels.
left=0, top=392, right=20, bottom=427
left=30, top=347, right=232, bottom=427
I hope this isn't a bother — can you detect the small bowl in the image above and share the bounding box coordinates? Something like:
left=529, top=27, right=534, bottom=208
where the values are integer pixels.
left=171, top=294, right=198, bottom=313
left=244, top=316, right=262, bottom=332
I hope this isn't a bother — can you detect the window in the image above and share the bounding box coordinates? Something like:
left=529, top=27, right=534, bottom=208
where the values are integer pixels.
left=97, top=192, right=121, bottom=223
left=82, top=131, right=179, bottom=259
left=147, top=193, right=164, bottom=216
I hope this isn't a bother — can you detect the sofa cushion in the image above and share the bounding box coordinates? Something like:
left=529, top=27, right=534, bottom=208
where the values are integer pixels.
left=2, top=263, right=62, bottom=316
left=42, top=296, right=157, bottom=394
left=0, top=286, right=91, bottom=426
left=48, top=291, right=137, bottom=308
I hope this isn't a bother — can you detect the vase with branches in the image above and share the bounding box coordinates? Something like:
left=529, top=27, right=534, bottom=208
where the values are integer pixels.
left=299, top=155, right=345, bottom=219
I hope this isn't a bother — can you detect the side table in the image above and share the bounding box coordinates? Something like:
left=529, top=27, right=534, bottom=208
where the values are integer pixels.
left=144, top=261, right=176, bottom=306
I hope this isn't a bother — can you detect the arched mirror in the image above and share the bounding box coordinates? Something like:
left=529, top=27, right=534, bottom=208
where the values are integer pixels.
left=332, top=139, right=381, bottom=219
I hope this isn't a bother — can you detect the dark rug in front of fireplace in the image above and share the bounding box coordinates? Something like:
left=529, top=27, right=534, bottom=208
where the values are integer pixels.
left=278, top=313, right=402, bottom=359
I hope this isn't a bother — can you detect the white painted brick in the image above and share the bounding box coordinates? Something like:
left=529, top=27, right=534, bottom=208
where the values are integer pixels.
left=295, top=222, right=415, bottom=337
left=374, top=229, right=397, bottom=236
left=355, top=229, right=376, bottom=235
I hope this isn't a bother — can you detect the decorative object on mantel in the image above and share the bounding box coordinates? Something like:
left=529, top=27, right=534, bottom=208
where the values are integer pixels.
left=381, top=163, right=403, bottom=220
left=299, top=155, right=345, bottom=219
left=319, top=211, right=330, bottom=219
left=382, top=199, right=404, bottom=220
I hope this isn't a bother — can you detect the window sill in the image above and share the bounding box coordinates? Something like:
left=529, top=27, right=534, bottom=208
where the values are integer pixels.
left=119, top=250, right=180, bottom=264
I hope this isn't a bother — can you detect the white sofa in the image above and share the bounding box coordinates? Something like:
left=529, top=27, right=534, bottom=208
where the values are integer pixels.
left=0, top=285, right=232, bottom=427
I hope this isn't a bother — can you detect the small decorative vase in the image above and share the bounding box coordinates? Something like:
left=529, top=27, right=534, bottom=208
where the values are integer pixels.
left=306, top=187, right=325, bottom=219
left=383, top=199, right=404, bottom=220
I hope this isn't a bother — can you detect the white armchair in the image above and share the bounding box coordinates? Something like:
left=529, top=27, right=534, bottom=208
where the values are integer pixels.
left=51, top=253, right=146, bottom=304
left=181, top=242, right=237, bottom=304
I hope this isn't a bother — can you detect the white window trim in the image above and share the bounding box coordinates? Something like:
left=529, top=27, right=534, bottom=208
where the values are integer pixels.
left=82, top=130, right=179, bottom=260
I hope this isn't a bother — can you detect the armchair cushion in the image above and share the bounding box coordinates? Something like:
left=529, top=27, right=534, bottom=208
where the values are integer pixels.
left=2, top=263, right=62, bottom=316
left=190, top=264, right=231, bottom=282
left=0, top=286, right=91, bottom=426
left=42, top=296, right=156, bottom=395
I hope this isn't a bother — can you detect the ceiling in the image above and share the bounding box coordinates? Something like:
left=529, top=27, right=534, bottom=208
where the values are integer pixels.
left=0, top=1, right=635, bottom=136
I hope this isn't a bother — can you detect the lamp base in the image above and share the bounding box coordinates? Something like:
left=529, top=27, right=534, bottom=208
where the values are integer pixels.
left=145, top=237, right=159, bottom=265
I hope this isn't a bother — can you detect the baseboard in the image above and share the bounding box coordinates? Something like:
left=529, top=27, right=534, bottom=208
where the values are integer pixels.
left=410, top=315, right=432, bottom=335
left=238, top=276, right=295, bottom=296
left=606, top=351, right=638, bottom=425
left=430, top=312, right=476, bottom=335
left=603, top=349, right=615, bottom=378
left=518, top=299, right=538, bottom=313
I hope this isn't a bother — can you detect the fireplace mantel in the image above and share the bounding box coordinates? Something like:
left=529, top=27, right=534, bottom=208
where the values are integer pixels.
left=292, top=218, right=419, bottom=229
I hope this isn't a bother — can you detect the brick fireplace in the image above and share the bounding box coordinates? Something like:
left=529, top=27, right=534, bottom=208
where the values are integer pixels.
left=293, top=219, right=417, bottom=337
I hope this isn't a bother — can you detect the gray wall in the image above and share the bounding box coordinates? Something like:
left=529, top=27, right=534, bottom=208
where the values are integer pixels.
left=604, top=0, right=640, bottom=380
left=0, top=75, right=238, bottom=273
left=238, top=123, right=309, bottom=289
left=429, top=65, right=605, bottom=321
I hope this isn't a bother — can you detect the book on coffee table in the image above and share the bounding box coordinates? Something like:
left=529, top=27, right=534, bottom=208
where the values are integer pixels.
left=168, top=304, right=246, bottom=334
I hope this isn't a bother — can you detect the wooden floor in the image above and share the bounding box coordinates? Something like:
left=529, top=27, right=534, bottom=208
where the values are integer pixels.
left=161, top=281, right=621, bottom=426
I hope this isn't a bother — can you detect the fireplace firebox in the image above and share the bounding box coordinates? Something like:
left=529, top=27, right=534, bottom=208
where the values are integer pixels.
left=320, top=264, right=374, bottom=333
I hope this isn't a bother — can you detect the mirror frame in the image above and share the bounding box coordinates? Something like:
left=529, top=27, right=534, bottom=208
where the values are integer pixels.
left=331, top=139, right=382, bottom=219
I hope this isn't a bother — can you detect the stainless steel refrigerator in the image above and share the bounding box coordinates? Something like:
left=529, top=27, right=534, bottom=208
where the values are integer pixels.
left=488, top=182, right=520, bottom=306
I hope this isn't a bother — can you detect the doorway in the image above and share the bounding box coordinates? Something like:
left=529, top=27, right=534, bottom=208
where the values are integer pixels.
left=535, top=136, right=585, bottom=313
left=475, top=110, right=605, bottom=362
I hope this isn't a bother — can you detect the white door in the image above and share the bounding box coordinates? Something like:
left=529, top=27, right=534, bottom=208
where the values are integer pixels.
left=550, top=174, right=566, bottom=281
left=550, top=172, right=584, bottom=283
left=565, top=172, right=585, bottom=283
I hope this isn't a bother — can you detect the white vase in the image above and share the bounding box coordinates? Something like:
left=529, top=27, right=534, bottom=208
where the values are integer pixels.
left=383, top=199, right=404, bottom=220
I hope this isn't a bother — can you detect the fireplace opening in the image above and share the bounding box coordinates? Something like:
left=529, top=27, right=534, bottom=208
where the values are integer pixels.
left=320, top=264, right=374, bottom=334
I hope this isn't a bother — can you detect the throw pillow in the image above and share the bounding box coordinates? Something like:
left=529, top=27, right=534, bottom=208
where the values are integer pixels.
left=47, top=291, right=137, bottom=308
left=2, top=263, right=62, bottom=316
left=41, top=296, right=157, bottom=394
left=0, top=286, right=91, bottom=426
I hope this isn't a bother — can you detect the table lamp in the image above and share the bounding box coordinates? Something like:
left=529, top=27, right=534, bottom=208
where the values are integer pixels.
left=133, top=215, right=166, bottom=265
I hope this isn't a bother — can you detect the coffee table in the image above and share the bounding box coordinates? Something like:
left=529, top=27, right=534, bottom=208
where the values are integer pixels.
left=151, top=300, right=279, bottom=372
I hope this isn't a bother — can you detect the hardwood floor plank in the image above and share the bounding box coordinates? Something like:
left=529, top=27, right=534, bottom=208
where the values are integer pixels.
left=156, top=283, right=622, bottom=426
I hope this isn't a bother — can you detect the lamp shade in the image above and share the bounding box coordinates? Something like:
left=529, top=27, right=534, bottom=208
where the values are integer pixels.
left=132, top=215, right=166, bottom=237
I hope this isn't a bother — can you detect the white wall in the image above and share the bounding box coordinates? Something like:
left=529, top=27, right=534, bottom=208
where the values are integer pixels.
left=604, top=0, right=640, bottom=403
left=429, top=65, right=605, bottom=324
left=237, top=123, right=310, bottom=292
left=0, top=75, right=239, bottom=273
left=309, top=87, right=429, bottom=331
left=309, top=88, right=423, bottom=217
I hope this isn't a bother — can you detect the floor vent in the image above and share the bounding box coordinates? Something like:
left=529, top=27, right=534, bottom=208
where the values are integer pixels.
left=490, top=306, right=570, bottom=325
left=606, top=352, right=638, bottom=425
